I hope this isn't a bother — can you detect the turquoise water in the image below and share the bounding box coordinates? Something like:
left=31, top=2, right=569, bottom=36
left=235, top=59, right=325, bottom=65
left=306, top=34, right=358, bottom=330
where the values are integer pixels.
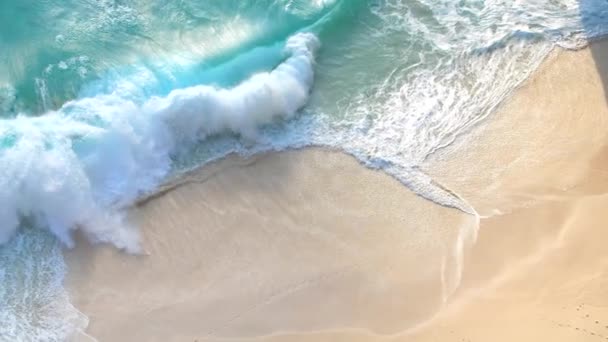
left=1, top=0, right=608, bottom=340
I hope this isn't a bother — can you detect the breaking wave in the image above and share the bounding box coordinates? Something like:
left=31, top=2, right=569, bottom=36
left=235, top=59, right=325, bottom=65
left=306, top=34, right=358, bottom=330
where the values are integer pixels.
left=0, top=33, right=319, bottom=253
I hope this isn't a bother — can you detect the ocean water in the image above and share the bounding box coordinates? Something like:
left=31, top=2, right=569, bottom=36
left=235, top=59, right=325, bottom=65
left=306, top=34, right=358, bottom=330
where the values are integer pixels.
left=1, top=0, right=608, bottom=340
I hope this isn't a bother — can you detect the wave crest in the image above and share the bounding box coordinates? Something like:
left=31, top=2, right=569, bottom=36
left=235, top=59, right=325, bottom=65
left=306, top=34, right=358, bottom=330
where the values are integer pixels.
left=0, top=33, right=320, bottom=252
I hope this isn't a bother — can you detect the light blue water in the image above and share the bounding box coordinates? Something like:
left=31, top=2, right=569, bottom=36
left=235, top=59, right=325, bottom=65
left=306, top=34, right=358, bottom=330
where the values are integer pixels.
left=1, top=0, right=608, bottom=340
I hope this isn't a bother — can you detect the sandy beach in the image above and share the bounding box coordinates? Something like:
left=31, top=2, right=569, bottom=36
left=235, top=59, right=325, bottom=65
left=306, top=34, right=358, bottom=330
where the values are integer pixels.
left=66, top=39, right=608, bottom=342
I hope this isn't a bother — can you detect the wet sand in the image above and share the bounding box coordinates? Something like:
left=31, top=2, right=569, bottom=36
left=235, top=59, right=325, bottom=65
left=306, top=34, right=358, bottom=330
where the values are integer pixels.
left=67, top=149, right=477, bottom=341
left=67, top=40, right=608, bottom=341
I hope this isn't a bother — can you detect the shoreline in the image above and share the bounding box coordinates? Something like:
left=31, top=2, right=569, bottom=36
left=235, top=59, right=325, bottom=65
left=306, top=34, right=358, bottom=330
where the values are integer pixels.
left=67, top=39, right=608, bottom=341
left=67, top=148, right=476, bottom=341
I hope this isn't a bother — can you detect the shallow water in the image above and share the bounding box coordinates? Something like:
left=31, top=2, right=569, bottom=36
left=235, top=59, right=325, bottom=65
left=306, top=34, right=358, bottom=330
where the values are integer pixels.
left=1, top=0, right=608, bottom=340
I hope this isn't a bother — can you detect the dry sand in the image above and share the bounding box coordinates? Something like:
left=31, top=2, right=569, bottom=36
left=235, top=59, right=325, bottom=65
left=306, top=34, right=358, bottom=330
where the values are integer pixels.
left=67, top=40, right=608, bottom=341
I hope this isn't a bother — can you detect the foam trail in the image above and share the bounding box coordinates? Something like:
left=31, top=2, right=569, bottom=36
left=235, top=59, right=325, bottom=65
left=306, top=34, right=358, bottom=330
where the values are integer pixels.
left=0, top=227, right=89, bottom=341
left=0, top=33, right=320, bottom=252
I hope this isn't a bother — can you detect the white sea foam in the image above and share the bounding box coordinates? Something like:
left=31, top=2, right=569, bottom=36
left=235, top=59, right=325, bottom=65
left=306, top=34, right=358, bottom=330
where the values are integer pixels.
left=0, top=33, right=320, bottom=252
left=286, top=0, right=600, bottom=213
left=0, top=228, right=89, bottom=341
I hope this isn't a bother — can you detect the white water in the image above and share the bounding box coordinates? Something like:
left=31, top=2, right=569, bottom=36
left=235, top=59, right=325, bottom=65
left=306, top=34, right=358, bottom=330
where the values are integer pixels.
left=0, top=33, right=319, bottom=253
left=0, top=228, right=88, bottom=341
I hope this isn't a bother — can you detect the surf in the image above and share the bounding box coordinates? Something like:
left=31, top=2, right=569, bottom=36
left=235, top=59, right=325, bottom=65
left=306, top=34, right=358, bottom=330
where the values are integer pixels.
left=0, top=0, right=603, bottom=272
left=0, top=32, right=321, bottom=252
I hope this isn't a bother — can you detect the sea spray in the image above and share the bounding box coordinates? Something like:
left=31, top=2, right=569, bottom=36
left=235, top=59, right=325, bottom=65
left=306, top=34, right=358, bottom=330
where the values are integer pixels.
left=0, top=33, right=320, bottom=252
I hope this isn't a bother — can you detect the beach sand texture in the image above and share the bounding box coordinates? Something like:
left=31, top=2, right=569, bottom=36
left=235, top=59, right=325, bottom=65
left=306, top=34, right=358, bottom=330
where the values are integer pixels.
left=67, top=40, right=608, bottom=341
